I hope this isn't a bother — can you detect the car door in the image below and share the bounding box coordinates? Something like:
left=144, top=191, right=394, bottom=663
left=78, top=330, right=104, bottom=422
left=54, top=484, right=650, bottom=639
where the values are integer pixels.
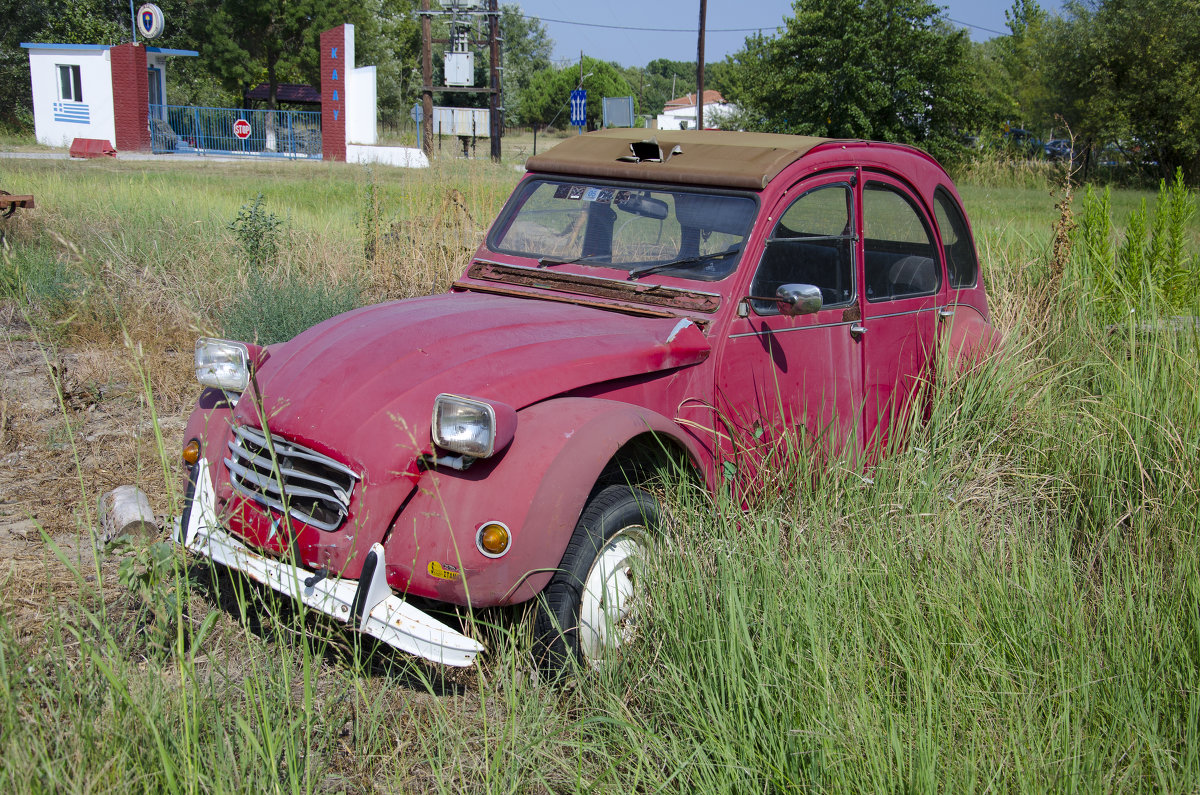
left=715, top=172, right=864, bottom=491
left=856, top=175, right=948, bottom=454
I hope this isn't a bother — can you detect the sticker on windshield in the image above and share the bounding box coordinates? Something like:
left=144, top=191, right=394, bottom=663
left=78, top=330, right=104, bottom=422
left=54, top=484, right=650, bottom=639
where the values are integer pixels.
left=596, top=189, right=614, bottom=204
left=582, top=187, right=601, bottom=202
left=553, top=184, right=571, bottom=199
left=614, top=190, right=631, bottom=205
left=567, top=185, right=586, bottom=200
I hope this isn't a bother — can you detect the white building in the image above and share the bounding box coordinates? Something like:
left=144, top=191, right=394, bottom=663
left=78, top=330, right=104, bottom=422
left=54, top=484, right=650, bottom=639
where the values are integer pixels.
left=655, top=90, right=737, bottom=131
left=22, top=42, right=196, bottom=149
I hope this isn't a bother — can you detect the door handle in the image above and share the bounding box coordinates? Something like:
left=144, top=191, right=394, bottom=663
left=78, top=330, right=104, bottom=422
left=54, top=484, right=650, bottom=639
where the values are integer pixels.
left=938, top=307, right=955, bottom=319
left=849, top=322, right=866, bottom=341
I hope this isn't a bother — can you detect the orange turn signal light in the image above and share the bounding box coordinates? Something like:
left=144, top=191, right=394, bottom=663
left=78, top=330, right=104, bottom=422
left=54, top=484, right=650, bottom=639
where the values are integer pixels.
left=477, top=522, right=511, bottom=557
left=182, top=439, right=201, bottom=466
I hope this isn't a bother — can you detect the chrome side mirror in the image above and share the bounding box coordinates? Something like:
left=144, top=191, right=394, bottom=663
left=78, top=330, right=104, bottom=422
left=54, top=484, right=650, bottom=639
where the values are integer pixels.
left=775, top=283, right=822, bottom=316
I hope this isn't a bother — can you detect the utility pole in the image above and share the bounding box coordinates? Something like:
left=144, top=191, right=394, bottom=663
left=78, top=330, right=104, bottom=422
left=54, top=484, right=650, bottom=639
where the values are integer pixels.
left=421, top=0, right=433, bottom=158
left=488, top=0, right=501, bottom=161
left=696, top=0, right=707, bottom=130
left=419, top=0, right=503, bottom=162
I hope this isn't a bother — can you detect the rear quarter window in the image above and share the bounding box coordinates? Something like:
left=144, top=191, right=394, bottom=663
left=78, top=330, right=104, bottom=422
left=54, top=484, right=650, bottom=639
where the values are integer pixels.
left=933, top=187, right=979, bottom=289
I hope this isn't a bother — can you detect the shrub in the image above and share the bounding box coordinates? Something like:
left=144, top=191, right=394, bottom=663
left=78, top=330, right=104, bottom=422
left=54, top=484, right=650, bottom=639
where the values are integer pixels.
left=220, top=271, right=362, bottom=345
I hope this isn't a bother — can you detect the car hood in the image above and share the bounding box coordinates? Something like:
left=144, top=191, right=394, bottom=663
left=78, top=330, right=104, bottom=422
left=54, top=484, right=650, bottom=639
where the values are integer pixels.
left=233, top=291, right=710, bottom=478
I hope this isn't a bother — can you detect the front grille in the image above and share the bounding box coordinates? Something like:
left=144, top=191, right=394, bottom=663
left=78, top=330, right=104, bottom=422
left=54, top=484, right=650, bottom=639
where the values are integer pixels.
left=225, top=424, right=358, bottom=532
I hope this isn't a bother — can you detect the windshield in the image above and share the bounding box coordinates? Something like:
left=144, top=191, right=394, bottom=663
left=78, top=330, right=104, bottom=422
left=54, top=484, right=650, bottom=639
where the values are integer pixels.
left=488, top=178, right=758, bottom=282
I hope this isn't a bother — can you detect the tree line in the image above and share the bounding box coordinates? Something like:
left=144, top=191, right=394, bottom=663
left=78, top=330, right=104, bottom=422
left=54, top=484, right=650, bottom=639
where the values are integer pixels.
left=2, top=0, right=1197, bottom=182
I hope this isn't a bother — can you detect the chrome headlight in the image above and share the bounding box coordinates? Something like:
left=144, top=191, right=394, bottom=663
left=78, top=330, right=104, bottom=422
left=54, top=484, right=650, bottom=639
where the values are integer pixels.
left=432, top=394, right=516, bottom=458
left=195, top=338, right=251, bottom=392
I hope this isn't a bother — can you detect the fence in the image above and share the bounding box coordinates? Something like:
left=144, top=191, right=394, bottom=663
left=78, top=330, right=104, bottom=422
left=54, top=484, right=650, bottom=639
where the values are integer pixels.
left=149, top=105, right=322, bottom=158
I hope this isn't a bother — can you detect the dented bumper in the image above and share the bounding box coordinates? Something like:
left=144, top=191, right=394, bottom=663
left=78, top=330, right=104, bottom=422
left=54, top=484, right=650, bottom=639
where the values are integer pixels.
left=174, top=458, right=485, bottom=667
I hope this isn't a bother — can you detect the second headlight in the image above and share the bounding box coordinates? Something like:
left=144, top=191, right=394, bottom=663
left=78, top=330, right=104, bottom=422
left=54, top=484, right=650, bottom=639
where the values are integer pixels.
left=431, top=394, right=516, bottom=458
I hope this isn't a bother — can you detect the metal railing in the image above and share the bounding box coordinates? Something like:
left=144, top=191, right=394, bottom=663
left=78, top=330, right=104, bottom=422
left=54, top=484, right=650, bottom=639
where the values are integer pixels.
left=149, top=105, right=322, bottom=158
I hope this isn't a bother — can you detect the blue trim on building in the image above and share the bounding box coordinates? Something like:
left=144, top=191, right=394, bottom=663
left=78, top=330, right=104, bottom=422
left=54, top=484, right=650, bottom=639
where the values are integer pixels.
left=21, top=42, right=111, bottom=50
left=20, top=42, right=197, bottom=57
left=146, top=47, right=199, bottom=57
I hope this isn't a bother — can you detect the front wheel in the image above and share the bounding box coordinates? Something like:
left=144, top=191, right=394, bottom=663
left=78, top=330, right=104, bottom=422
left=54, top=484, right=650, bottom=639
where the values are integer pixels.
left=533, top=484, right=658, bottom=675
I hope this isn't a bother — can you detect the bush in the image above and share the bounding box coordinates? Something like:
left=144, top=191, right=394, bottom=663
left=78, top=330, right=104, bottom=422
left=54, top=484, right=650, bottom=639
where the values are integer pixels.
left=220, top=271, right=362, bottom=345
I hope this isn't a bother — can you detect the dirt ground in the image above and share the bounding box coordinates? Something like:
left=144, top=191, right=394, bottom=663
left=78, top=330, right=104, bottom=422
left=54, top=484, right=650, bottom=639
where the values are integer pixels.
left=0, top=300, right=193, bottom=633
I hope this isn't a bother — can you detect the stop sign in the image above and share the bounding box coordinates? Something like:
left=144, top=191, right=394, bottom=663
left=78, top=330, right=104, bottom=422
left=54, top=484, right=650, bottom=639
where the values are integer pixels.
left=233, top=118, right=251, bottom=139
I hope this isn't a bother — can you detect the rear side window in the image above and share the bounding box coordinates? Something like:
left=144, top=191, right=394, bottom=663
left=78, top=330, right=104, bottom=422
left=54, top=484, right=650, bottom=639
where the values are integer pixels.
left=933, top=188, right=979, bottom=288
left=862, top=183, right=939, bottom=302
left=750, top=183, right=855, bottom=314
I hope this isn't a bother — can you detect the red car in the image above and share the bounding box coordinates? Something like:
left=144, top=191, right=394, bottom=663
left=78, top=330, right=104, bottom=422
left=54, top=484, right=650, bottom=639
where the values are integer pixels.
left=177, top=130, right=992, bottom=672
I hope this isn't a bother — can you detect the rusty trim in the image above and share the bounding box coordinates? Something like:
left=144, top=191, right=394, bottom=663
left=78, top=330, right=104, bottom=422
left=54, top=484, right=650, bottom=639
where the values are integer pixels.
left=464, top=260, right=722, bottom=314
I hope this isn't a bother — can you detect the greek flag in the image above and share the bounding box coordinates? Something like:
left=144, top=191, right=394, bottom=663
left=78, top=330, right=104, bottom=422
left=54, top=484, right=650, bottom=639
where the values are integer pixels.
left=53, top=102, right=90, bottom=124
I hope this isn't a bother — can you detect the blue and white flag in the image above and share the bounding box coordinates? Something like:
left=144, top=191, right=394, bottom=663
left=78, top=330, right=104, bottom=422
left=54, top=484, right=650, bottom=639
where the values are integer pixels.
left=53, top=102, right=90, bottom=124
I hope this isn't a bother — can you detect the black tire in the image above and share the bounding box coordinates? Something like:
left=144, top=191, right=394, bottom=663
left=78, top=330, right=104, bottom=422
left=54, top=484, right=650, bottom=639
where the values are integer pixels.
left=533, top=484, right=659, bottom=676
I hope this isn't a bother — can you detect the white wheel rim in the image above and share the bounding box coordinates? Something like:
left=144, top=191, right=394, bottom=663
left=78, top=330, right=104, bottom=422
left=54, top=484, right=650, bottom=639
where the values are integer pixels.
left=578, top=528, right=646, bottom=667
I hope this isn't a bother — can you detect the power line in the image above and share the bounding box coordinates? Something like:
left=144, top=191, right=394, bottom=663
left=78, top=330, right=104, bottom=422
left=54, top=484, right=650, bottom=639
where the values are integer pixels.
left=526, top=12, right=1007, bottom=39
left=946, top=17, right=1008, bottom=37
left=521, top=13, right=776, bottom=34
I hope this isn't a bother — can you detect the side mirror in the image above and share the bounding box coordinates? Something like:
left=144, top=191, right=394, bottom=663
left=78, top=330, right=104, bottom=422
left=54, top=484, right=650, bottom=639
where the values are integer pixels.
left=776, top=283, right=822, bottom=316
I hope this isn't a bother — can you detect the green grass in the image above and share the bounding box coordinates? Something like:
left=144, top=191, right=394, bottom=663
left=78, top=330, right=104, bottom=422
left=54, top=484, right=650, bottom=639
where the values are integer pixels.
left=0, top=155, right=1198, bottom=792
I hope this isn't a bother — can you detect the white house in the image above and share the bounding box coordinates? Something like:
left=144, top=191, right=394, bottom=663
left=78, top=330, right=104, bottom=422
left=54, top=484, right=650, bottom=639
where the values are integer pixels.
left=655, top=90, right=737, bottom=131
left=22, top=42, right=196, bottom=149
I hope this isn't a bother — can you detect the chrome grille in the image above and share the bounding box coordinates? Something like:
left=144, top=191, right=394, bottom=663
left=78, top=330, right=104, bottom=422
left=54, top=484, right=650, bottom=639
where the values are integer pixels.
left=225, top=424, right=358, bottom=532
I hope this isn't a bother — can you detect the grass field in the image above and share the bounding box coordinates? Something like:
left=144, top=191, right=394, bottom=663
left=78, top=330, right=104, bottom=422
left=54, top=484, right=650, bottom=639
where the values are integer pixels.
left=1, top=151, right=1198, bottom=793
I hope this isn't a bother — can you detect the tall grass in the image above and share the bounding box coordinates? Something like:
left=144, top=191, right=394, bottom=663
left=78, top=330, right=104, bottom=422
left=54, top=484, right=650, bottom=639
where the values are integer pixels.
left=0, top=155, right=1198, bottom=792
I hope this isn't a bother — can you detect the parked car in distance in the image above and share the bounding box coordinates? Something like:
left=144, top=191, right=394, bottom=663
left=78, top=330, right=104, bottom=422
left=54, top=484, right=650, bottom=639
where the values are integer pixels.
left=176, top=130, right=993, bottom=674
left=1044, top=138, right=1073, bottom=161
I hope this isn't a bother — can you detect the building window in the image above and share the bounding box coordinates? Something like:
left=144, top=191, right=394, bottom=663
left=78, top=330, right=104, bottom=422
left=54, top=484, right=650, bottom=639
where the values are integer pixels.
left=57, top=64, right=82, bottom=102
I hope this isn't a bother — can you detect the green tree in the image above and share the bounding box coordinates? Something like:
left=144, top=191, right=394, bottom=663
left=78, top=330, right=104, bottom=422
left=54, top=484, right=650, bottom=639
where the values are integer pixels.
left=193, top=0, right=374, bottom=110
left=724, top=0, right=981, bottom=161
left=1047, top=0, right=1200, bottom=182
left=996, top=0, right=1052, bottom=130
left=520, top=56, right=636, bottom=130
left=499, top=4, right=552, bottom=125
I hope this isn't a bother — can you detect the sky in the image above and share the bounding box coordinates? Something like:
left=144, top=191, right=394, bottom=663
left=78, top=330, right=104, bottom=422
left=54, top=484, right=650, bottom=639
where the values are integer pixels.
left=512, top=1, right=1068, bottom=68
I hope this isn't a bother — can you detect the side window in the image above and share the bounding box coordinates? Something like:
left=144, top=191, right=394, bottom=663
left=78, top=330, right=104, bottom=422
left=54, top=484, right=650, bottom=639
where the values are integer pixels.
left=863, top=183, right=939, bottom=302
left=750, top=183, right=854, bottom=315
left=933, top=188, right=979, bottom=288
left=58, top=64, right=82, bottom=102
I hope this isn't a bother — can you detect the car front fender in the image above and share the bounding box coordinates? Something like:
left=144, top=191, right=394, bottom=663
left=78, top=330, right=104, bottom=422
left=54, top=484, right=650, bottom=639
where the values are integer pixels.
left=380, top=396, right=704, bottom=607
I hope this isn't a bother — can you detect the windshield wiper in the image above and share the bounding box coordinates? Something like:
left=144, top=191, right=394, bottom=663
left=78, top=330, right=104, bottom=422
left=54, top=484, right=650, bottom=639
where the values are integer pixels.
left=625, top=244, right=743, bottom=281
left=537, top=253, right=610, bottom=268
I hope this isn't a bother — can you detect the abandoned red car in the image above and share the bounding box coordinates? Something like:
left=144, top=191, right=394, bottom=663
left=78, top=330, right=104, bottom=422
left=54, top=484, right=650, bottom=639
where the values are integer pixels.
left=176, top=129, right=992, bottom=672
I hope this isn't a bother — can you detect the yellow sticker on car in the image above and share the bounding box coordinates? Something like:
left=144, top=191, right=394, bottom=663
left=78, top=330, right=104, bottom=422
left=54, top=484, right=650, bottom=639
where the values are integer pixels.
left=428, top=561, right=460, bottom=581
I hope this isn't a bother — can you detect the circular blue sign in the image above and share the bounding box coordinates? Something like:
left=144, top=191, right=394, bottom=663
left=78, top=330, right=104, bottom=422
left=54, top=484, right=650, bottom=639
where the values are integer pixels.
left=137, top=4, right=165, bottom=40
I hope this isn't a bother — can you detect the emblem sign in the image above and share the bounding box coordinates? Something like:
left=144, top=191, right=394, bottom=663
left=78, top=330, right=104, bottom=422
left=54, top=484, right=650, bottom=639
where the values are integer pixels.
left=137, top=4, right=165, bottom=39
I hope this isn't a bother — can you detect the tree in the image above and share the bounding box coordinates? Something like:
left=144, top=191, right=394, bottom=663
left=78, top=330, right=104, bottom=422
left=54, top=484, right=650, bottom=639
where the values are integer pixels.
left=1046, top=0, right=1200, bottom=182
left=519, top=56, right=636, bottom=130
left=193, top=0, right=375, bottom=111
left=499, top=4, right=552, bottom=125
left=724, top=0, right=981, bottom=161
left=995, top=0, right=1052, bottom=130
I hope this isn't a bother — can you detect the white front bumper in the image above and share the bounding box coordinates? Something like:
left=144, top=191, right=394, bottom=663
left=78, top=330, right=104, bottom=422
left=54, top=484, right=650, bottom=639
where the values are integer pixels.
left=175, top=458, right=485, bottom=667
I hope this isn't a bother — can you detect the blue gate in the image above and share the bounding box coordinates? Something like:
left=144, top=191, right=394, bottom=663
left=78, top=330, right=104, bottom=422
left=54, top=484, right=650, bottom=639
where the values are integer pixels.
left=149, top=105, right=322, bottom=158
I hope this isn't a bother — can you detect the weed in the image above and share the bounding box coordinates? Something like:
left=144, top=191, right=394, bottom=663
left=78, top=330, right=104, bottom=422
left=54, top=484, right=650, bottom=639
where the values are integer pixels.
left=228, top=193, right=284, bottom=269
left=220, top=268, right=363, bottom=345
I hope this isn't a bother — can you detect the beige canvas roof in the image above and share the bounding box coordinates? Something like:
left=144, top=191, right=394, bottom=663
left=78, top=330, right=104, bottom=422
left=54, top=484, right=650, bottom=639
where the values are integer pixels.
left=524, top=129, right=833, bottom=190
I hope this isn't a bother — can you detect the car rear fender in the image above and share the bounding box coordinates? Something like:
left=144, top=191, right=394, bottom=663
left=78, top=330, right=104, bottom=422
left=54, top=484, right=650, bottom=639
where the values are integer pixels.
left=381, top=397, right=704, bottom=607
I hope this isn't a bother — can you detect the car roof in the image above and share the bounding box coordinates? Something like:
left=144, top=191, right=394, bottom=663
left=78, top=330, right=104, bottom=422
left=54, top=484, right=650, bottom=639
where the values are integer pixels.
left=525, top=129, right=838, bottom=190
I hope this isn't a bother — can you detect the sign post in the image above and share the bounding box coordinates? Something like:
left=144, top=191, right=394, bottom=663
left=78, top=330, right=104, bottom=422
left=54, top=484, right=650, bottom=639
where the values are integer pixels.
left=570, top=89, right=587, bottom=134
left=410, top=103, right=424, bottom=151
